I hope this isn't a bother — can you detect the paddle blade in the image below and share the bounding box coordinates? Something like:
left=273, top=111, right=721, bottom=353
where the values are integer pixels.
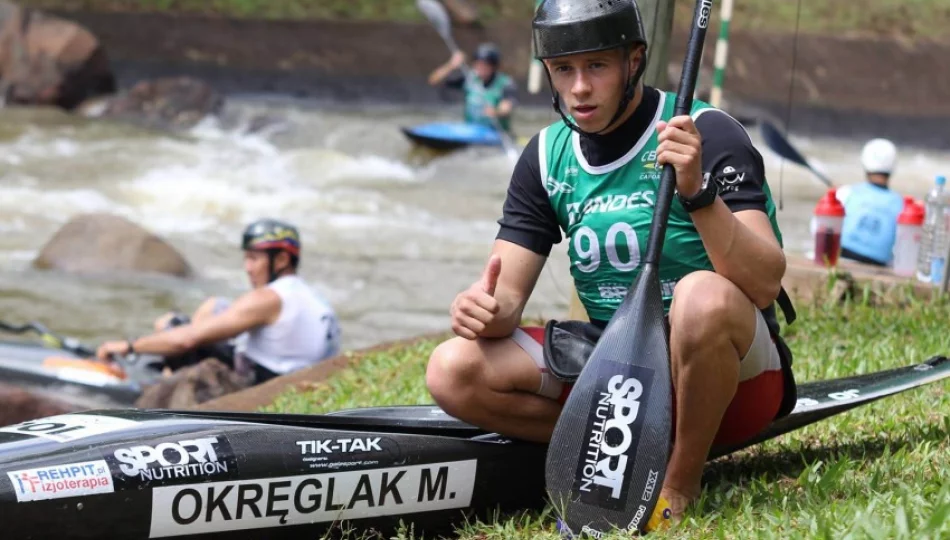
left=417, top=0, right=459, bottom=52
left=760, top=120, right=809, bottom=168
left=760, top=120, right=833, bottom=187
left=546, top=263, right=673, bottom=536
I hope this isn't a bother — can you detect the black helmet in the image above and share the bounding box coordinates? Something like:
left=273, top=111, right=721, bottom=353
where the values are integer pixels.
left=241, top=218, right=300, bottom=282
left=533, top=0, right=647, bottom=60
left=473, top=42, right=501, bottom=67
left=533, top=0, right=649, bottom=135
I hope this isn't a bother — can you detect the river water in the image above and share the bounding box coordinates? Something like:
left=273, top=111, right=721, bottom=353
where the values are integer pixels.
left=1, top=97, right=948, bottom=352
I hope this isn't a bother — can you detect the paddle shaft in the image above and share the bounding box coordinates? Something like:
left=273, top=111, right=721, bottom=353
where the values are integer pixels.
left=644, top=0, right=713, bottom=265
left=0, top=320, right=95, bottom=357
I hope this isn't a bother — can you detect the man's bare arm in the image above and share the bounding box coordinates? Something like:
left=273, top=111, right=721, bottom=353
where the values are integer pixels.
left=129, top=288, right=281, bottom=356
left=479, top=239, right=548, bottom=338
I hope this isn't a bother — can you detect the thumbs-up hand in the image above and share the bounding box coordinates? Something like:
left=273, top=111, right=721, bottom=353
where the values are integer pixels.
left=451, top=255, right=502, bottom=340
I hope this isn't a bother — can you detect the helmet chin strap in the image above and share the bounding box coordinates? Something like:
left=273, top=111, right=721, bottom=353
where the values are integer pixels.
left=266, top=251, right=288, bottom=284
left=545, top=46, right=647, bottom=138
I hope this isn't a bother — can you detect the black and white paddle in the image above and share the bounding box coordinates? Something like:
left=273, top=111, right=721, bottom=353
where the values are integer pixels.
left=545, top=0, right=715, bottom=536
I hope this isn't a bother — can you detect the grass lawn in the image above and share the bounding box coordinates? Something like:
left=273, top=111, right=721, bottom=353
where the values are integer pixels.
left=265, top=284, right=950, bottom=539
left=22, top=0, right=950, bottom=40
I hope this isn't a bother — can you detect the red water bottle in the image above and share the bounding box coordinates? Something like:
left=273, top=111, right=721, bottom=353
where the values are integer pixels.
left=892, top=196, right=925, bottom=276
left=813, top=188, right=846, bottom=266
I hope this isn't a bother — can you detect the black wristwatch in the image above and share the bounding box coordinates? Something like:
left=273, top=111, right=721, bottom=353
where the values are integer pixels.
left=677, top=173, right=719, bottom=213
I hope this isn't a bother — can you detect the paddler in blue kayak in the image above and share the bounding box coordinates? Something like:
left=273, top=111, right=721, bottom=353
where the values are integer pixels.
left=96, top=219, right=342, bottom=384
left=428, top=42, right=519, bottom=135
left=836, top=138, right=905, bottom=267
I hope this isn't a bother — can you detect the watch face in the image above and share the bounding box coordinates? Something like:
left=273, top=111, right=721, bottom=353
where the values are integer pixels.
left=679, top=172, right=717, bottom=212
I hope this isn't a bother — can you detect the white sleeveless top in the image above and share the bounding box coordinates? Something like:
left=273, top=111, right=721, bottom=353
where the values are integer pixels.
left=242, top=275, right=341, bottom=375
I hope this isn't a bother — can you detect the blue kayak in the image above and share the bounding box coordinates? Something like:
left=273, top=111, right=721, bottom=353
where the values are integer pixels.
left=401, top=121, right=504, bottom=151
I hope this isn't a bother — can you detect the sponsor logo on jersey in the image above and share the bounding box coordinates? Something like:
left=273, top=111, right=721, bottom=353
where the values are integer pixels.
left=546, top=177, right=575, bottom=195
left=660, top=278, right=679, bottom=299
left=566, top=190, right=655, bottom=227
left=148, top=460, right=478, bottom=538
left=598, top=285, right=628, bottom=300
left=637, top=151, right=661, bottom=180
left=713, top=165, right=746, bottom=193
left=0, top=414, right=137, bottom=443
left=596, top=279, right=678, bottom=302
left=108, top=436, right=236, bottom=488
left=8, top=460, right=114, bottom=502
left=640, top=150, right=658, bottom=170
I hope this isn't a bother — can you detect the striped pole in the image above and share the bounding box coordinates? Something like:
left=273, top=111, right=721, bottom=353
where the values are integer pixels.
left=709, top=0, right=734, bottom=108
left=527, top=0, right=544, bottom=94
left=528, top=56, right=544, bottom=94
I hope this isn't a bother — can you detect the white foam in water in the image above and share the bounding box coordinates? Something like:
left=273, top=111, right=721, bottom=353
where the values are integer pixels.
left=2, top=129, right=86, bottom=159
left=0, top=216, right=26, bottom=232
left=0, top=185, right=114, bottom=220
left=324, top=154, right=417, bottom=183
left=4, top=250, right=39, bottom=263
left=283, top=149, right=418, bottom=186
left=103, top=116, right=432, bottom=248
left=121, top=170, right=321, bottom=235
left=51, top=137, right=81, bottom=157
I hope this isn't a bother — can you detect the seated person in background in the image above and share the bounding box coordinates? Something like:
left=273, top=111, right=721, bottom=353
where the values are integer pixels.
left=838, top=138, right=905, bottom=267
left=428, top=42, right=518, bottom=134
left=96, top=218, right=342, bottom=384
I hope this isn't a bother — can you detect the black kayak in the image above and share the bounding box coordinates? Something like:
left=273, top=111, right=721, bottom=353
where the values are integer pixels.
left=0, top=406, right=547, bottom=539
left=0, top=356, right=947, bottom=538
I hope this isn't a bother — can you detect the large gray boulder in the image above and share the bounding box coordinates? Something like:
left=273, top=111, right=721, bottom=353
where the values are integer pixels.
left=0, top=1, right=116, bottom=109
left=33, top=213, right=193, bottom=278
left=77, top=76, right=225, bottom=131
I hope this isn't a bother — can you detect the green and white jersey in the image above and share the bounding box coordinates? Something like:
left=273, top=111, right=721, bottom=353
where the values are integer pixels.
left=539, top=91, right=782, bottom=321
left=463, top=71, right=516, bottom=131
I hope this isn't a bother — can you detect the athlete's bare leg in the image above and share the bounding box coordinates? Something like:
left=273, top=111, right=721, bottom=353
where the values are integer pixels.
left=426, top=336, right=561, bottom=443
left=662, top=270, right=758, bottom=519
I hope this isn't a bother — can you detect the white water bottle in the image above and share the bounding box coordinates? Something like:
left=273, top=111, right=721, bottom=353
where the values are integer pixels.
left=892, top=196, right=925, bottom=277
left=917, top=175, right=946, bottom=282
left=930, top=176, right=950, bottom=284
